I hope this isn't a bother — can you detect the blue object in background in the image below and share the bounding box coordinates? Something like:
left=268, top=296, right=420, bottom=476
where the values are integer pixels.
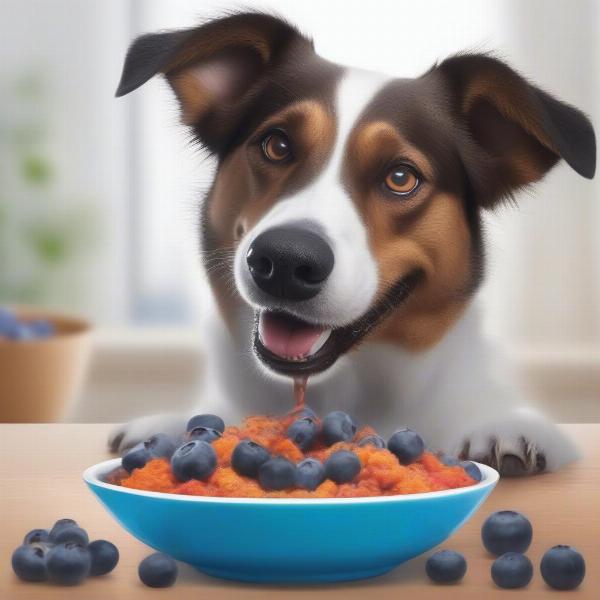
left=28, top=319, right=56, bottom=338
left=0, top=307, right=55, bottom=340
left=85, top=458, right=498, bottom=584
left=0, top=307, right=19, bottom=336
left=8, top=323, right=37, bottom=340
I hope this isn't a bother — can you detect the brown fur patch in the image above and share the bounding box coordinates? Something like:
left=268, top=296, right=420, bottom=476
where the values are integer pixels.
left=463, top=74, right=558, bottom=154
left=344, top=121, right=473, bottom=350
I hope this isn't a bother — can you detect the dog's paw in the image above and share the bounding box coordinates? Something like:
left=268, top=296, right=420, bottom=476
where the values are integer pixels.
left=454, top=408, right=580, bottom=477
left=108, top=414, right=186, bottom=454
left=459, top=435, right=547, bottom=476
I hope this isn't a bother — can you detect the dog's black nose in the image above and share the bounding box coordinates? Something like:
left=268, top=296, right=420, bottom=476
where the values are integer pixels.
left=246, top=225, right=334, bottom=301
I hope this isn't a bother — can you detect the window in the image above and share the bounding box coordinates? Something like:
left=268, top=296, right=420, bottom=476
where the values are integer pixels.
left=4, top=0, right=599, bottom=352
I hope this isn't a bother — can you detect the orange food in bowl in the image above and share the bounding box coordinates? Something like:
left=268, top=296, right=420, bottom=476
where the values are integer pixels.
left=114, top=411, right=476, bottom=498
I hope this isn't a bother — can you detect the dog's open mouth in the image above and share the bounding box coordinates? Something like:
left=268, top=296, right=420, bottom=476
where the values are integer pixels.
left=253, top=269, right=424, bottom=376
left=258, top=312, right=332, bottom=362
left=256, top=311, right=336, bottom=375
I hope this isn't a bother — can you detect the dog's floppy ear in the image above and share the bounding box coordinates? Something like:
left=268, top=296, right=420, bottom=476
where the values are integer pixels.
left=116, top=12, right=311, bottom=151
left=437, top=54, right=595, bottom=207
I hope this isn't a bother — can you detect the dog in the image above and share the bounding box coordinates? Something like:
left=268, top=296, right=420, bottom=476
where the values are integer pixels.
left=109, top=12, right=595, bottom=476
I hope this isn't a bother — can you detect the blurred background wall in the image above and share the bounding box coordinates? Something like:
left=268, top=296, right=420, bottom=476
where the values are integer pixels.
left=1, top=0, right=599, bottom=423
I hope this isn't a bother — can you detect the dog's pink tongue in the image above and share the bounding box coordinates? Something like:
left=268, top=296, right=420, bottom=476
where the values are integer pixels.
left=259, top=313, right=324, bottom=358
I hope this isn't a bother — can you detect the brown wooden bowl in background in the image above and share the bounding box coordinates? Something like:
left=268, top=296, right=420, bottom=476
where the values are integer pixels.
left=0, top=307, right=92, bottom=422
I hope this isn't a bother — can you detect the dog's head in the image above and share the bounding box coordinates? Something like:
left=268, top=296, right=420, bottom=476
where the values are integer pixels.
left=117, top=12, right=595, bottom=378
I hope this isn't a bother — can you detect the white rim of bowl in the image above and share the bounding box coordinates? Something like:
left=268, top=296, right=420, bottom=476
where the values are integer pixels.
left=83, top=458, right=499, bottom=505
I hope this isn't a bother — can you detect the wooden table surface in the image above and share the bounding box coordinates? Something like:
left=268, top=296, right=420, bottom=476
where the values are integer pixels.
left=1, top=424, right=599, bottom=599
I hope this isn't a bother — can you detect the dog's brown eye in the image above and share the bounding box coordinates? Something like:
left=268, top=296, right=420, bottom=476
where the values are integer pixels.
left=261, top=131, right=291, bottom=162
left=384, top=166, right=420, bottom=196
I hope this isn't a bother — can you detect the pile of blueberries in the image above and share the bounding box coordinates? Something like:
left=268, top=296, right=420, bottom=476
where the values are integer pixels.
left=11, top=518, right=119, bottom=585
left=0, top=306, right=55, bottom=341
left=121, top=410, right=482, bottom=491
left=11, top=518, right=179, bottom=588
left=425, top=510, right=585, bottom=590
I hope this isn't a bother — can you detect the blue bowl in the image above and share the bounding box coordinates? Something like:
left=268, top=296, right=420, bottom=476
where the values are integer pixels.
left=84, top=458, right=498, bottom=583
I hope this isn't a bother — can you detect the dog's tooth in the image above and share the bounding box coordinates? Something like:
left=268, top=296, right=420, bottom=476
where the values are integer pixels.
left=308, top=329, right=332, bottom=356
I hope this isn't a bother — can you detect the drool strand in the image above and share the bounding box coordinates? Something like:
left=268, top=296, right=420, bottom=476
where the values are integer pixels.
left=293, top=376, right=308, bottom=411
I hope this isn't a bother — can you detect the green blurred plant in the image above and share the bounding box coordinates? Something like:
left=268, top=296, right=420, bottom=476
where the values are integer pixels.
left=0, top=70, right=98, bottom=308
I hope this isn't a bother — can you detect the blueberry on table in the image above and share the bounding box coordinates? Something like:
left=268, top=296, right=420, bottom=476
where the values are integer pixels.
left=145, top=433, right=176, bottom=459
left=540, top=545, right=585, bottom=590
left=358, top=435, right=386, bottom=449
left=138, top=552, right=178, bottom=588
left=187, top=414, right=225, bottom=434
left=51, top=526, right=89, bottom=546
left=188, top=426, right=222, bottom=443
left=231, top=440, right=270, bottom=478
left=23, top=528, right=50, bottom=544
left=481, top=510, right=533, bottom=555
left=171, top=440, right=217, bottom=481
left=46, top=542, right=91, bottom=585
left=324, top=450, right=361, bottom=483
left=460, top=460, right=482, bottom=482
left=121, top=442, right=152, bottom=473
left=296, top=458, right=326, bottom=491
left=88, top=540, right=119, bottom=576
left=12, top=545, right=47, bottom=582
left=387, top=428, right=425, bottom=465
left=258, top=457, right=297, bottom=491
left=322, top=411, right=357, bottom=445
left=287, top=417, right=319, bottom=451
left=425, top=549, right=467, bottom=583
left=491, top=552, right=533, bottom=589
left=49, top=518, right=78, bottom=539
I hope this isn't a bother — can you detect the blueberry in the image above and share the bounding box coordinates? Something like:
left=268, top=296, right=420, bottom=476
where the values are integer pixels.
left=322, top=411, right=357, bottom=445
left=187, top=414, right=225, bottom=434
left=287, top=417, right=319, bottom=451
left=122, top=434, right=177, bottom=473
left=138, top=552, right=178, bottom=588
left=188, top=426, right=222, bottom=443
left=540, top=545, right=585, bottom=590
left=491, top=552, right=533, bottom=589
left=324, top=450, right=361, bottom=483
left=145, top=433, right=176, bottom=459
left=171, top=440, right=217, bottom=481
left=425, top=549, right=467, bottom=583
left=29, top=319, right=55, bottom=338
left=296, top=458, right=326, bottom=491
left=437, top=452, right=460, bottom=466
left=481, top=510, right=533, bottom=556
left=231, top=440, right=270, bottom=478
left=12, top=544, right=47, bottom=582
left=121, top=442, right=152, bottom=473
left=258, top=457, right=297, bottom=490
left=49, top=518, right=78, bottom=539
left=51, top=526, right=89, bottom=546
left=358, top=435, right=386, bottom=449
left=46, top=542, right=91, bottom=585
left=88, top=540, right=119, bottom=576
left=23, top=528, right=50, bottom=544
left=387, top=428, right=425, bottom=465
left=289, top=405, right=317, bottom=420
left=460, top=460, right=482, bottom=482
